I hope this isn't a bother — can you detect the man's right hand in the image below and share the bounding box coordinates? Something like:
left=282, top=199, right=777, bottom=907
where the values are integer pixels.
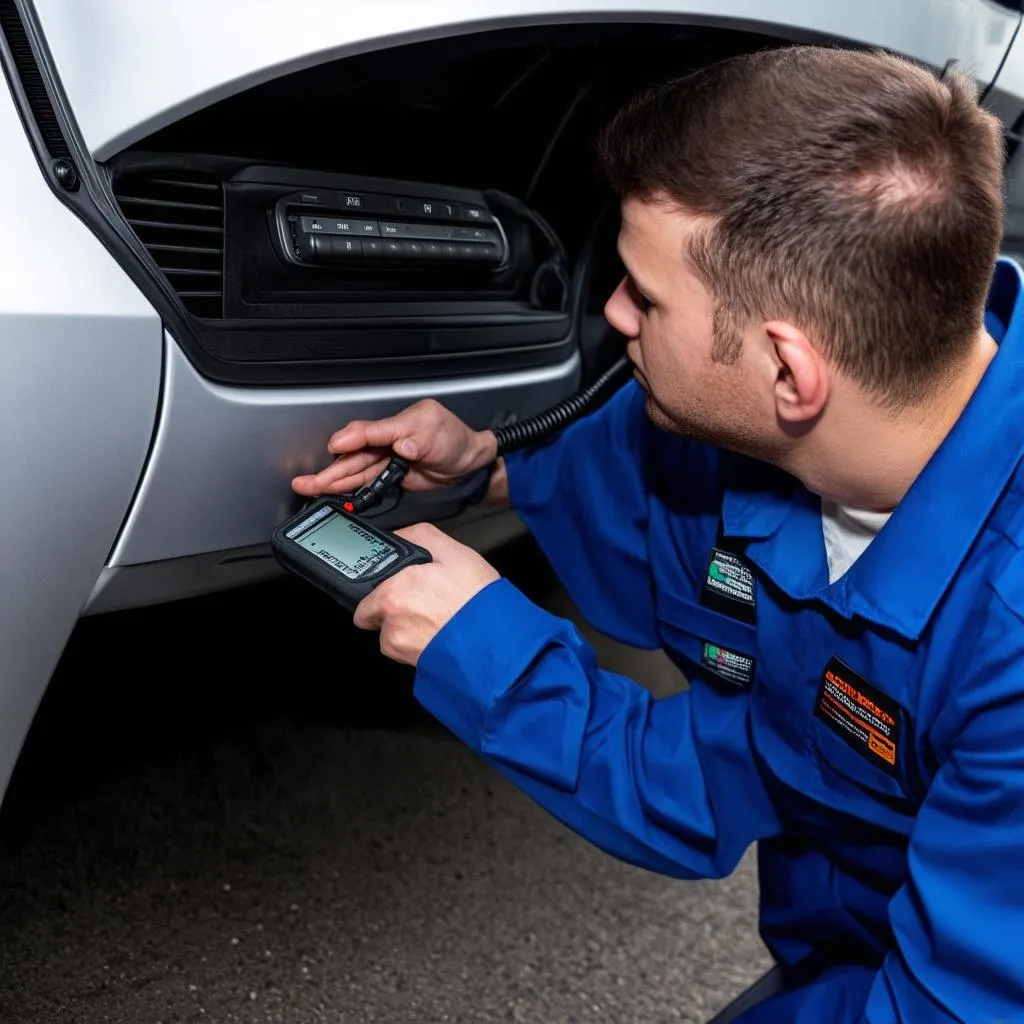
left=291, top=398, right=501, bottom=499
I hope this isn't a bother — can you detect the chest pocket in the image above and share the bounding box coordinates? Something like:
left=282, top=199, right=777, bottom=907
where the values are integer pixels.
left=814, top=726, right=914, bottom=810
left=656, top=587, right=759, bottom=693
left=808, top=646, right=918, bottom=810
left=652, top=506, right=760, bottom=691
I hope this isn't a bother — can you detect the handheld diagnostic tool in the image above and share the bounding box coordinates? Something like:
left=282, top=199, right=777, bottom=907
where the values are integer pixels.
left=271, top=497, right=431, bottom=610
left=272, top=353, right=630, bottom=609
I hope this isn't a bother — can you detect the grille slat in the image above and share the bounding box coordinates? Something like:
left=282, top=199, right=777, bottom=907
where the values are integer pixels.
left=126, top=218, right=223, bottom=234
left=119, top=196, right=224, bottom=214
left=144, top=242, right=223, bottom=255
left=113, top=172, right=225, bottom=319
left=147, top=178, right=220, bottom=191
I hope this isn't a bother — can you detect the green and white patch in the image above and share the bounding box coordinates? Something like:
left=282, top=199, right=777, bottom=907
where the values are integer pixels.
left=705, top=549, right=755, bottom=606
left=701, top=642, right=756, bottom=689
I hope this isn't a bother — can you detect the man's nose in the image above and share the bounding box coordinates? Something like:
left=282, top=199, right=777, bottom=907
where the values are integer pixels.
left=604, top=277, right=640, bottom=339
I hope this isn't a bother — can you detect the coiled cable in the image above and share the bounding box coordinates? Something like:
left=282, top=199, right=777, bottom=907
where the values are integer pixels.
left=493, top=354, right=632, bottom=456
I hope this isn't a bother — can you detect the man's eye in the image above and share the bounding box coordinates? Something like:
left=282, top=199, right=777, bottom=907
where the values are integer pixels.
left=634, top=289, right=654, bottom=314
left=627, top=276, right=653, bottom=312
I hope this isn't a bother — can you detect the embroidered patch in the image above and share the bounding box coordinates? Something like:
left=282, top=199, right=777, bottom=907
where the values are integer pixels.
left=814, top=656, right=902, bottom=774
left=701, top=641, right=756, bottom=690
left=700, top=548, right=756, bottom=623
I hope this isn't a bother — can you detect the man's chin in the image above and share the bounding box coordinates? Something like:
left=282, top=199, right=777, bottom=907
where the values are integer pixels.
left=642, top=392, right=675, bottom=432
left=643, top=394, right=786, bottom=466
left=643, top=392, right=729, bottom=448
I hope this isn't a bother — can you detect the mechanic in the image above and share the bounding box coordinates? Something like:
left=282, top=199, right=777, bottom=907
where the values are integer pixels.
left=293, top=46, right=1024, bottom=1022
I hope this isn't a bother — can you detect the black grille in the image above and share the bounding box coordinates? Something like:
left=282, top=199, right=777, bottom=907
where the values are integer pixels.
left=0, top=0, right=71, bottom=159
left=113, top=173, right=225, bottom=319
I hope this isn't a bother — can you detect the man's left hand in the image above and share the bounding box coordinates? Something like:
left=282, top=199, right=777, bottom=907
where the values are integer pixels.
left=353, top=523, right=500, bottom=666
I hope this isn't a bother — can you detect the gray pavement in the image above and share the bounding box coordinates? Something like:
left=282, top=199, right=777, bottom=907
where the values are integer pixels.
left=0, top=536, right=771, bottom=1024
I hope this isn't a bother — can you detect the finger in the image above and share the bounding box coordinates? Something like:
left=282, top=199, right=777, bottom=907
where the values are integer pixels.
left=315, top=450, right=385, bottom=484
left=291, top=473, right=322, bottom=496
left=309, top=454, right=390, bottom=495
left=393, top=522, right=462, bottom=560
left=393, top=526, right=495, bottom=582
left=379, top=628, right=416, bottom=668
left=329, top=416, right=419, bottom=459
left=326, top=419, right=374, bottom=454
left=353, top=587, right=385, bottom=630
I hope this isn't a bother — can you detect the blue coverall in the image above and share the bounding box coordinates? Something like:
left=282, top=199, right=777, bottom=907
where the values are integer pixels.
left=413, top=257, right=1024, bottom=1022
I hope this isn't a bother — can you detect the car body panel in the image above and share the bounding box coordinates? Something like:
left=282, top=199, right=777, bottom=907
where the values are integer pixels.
left=107, top=332, right=579, bottom=567
left=0, top=66, right=161, bottom=801
left=30, top=0, right=1021, bottom=161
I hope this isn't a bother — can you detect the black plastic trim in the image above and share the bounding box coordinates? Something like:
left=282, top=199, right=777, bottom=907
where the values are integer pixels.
left=0, top=0, right=67, bottom=157
left=0, top=2, right=576, bottom=386
left=233, top=163, right=496, bottom=201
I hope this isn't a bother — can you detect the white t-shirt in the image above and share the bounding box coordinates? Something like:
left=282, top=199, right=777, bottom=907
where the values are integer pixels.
left=821, top=500, right=893, bottom=584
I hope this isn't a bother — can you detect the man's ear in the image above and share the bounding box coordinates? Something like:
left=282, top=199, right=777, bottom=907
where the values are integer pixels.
left=765, top=320, right=829, bottom=427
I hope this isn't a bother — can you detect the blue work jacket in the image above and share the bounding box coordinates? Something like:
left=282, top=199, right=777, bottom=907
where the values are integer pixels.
left=414, top=258, right=1024, bottom=1022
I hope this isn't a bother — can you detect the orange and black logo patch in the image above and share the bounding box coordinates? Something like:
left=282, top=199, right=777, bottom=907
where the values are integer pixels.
left=814, top=656, right=903, bottom=775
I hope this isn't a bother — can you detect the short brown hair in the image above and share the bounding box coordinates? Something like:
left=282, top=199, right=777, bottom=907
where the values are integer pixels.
left=598, top=46, right=1006, bottom=406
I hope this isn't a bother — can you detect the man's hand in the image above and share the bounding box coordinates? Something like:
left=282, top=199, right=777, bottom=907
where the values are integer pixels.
left=292, top=399, right=497, bottom=498
left=353, top=523, right=500, bottom=666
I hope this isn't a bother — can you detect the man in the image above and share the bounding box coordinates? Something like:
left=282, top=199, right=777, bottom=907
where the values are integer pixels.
left=292, top=46, right=1024, bottom=1022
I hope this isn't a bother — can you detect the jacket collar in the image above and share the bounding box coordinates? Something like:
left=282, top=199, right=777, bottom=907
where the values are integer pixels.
left=720, top=258, right=1024, bottom=640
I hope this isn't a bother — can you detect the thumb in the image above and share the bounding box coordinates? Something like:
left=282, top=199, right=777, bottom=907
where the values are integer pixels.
left=394, top=436, right=419, bottom=459
left=393, top=522, right=455, bottom=558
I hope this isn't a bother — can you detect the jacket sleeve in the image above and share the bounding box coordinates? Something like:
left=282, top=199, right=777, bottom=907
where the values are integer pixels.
left=741, top=601, right=1024, bottom=1024
left=503, top=379, right=667, bottom=650
left=860, top=604, right=1024, bottom=1023
left=413, top=577, right=782, bottom=880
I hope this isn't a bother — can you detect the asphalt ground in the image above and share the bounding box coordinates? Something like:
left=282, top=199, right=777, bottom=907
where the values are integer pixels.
left=0, top=534, right=771, bottom=1023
